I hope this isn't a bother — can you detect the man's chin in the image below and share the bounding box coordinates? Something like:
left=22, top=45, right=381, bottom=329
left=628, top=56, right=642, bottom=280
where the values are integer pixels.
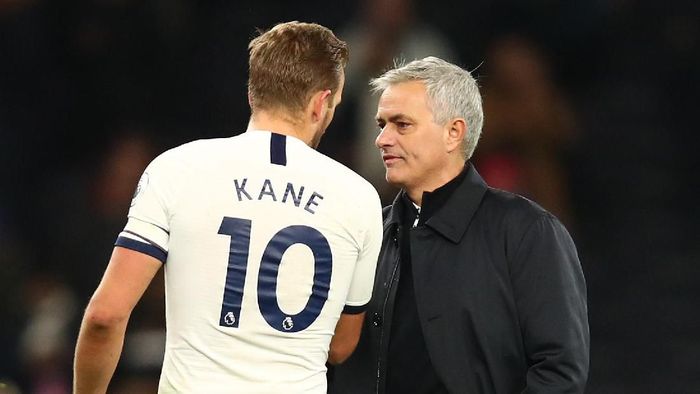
left=384, top=171, right=403, bottom=187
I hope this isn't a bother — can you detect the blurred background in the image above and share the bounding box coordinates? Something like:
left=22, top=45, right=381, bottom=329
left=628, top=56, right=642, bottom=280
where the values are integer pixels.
left=1, top=0, right=698, bottom=392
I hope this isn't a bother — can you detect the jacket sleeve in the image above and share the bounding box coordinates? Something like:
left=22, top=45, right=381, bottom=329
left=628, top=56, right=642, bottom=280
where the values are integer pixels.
left=509, top=214, right=590, bottom=393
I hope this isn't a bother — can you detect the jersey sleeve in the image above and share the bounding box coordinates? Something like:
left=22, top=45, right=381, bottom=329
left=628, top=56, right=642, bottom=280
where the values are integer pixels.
left=114, top=152, right=176, bottom=264
left=342, top=189, right=383, bottom=314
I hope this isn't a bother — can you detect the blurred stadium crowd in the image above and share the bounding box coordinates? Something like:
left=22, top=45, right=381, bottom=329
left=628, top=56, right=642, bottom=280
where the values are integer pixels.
left=1, top=0, right=698, bottom=392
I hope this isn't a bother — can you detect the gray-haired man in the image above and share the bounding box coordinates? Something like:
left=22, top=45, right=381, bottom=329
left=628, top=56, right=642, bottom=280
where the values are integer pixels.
left=329, top=57, right=589, bottom=393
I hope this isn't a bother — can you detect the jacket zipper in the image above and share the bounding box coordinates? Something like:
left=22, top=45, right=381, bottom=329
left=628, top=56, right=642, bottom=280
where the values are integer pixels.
left=376, top=228, right=401, bottom=394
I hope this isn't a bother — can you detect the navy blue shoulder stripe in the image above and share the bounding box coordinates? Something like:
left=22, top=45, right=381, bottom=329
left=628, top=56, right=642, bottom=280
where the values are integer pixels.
left=122, top=230, right=167, bottom=251
left=115, top=236, right=167, bottom=263
left=342, top=303, right=369, bottom=315
left=270, top=133, right=287, bottom=166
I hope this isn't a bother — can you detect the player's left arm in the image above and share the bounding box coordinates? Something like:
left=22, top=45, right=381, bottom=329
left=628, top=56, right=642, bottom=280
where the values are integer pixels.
left=73, top=247, right=162, bottom=394
left=328, top=312, right=365, bottom=365
left=329, top=187, right=383, bottom=365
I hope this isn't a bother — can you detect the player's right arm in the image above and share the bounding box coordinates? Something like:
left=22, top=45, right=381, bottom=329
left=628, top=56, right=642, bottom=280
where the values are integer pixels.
left=73, top=247, right=162, bottom=393
left=74, top=150, right=177, bottom=393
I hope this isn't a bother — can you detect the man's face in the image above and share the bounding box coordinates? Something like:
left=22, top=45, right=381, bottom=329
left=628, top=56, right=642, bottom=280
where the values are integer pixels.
left=375, top=81, right=449, bottom=191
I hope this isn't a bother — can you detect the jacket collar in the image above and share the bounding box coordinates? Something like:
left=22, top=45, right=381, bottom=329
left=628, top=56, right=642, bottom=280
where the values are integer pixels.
left=384, top=163, right=488, bottom=243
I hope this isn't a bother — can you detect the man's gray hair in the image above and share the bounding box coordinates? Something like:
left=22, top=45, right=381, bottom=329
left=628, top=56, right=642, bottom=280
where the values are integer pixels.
left=370, top=56, right=484, bottom=160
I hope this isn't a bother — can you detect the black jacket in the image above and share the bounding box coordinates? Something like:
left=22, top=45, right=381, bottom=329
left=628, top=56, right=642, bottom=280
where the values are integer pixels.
left=330, top=165, right=589, bottom=393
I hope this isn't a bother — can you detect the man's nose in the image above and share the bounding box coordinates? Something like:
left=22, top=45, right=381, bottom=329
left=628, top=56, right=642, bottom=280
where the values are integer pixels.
left=375, top=127, right=392, bottom=149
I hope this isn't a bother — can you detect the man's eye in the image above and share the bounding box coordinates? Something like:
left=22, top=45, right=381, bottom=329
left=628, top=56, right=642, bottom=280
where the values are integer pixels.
left=377, top=123, right=385, bottom=130
left=397, top=122, right=410, bottom=129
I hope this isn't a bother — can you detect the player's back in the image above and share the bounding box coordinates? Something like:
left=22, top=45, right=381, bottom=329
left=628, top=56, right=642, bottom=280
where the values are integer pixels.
left=122, top=130, right=381, bottom=393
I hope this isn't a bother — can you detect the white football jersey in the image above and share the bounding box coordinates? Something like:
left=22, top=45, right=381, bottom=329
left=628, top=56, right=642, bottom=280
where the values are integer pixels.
left=116, top=130, right=382, bottom=393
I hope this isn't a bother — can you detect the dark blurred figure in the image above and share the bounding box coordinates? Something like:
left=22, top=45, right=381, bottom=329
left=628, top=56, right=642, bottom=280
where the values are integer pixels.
left=567, top=2, right=700, bottom=392
left=475, top=35, right=577, bottom=226
left=18, top=274, right=77, bottom=394
left=0, top=209, right=29, bottom=391
left=40, top=131, right=156, bottom=300
left=338, top=0, right=456, bottom=203
left=1, top=5, right=70, bottom=391
left=21, top=129, right=165, bottom=393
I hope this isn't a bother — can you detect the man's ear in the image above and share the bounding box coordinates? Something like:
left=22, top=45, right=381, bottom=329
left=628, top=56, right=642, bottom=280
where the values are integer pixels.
left=446, top=118, right=467, bottom=153
left=309, top=89, right=332, bottom=122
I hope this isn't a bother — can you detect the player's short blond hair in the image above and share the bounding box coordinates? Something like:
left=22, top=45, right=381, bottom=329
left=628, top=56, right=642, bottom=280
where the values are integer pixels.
left=248, top=21, right=348, bottom=115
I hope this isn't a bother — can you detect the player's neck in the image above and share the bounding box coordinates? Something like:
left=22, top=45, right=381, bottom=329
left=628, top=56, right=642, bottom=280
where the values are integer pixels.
left=248, top=111, right=314, bottom=147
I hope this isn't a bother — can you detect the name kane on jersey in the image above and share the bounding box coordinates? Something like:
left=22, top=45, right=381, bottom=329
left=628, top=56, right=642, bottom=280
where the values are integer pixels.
left=233, top=177, right=324, bottom=214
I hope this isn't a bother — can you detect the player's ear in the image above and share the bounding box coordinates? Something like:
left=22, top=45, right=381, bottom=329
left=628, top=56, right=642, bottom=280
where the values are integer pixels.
left=309, top=89, right=332, bottom=122
left=445, top=118, right=466, bottom=153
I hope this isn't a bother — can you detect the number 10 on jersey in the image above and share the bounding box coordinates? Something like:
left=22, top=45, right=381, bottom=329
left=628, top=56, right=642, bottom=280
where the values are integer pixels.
left=217, top=217, right=332, bottom=333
